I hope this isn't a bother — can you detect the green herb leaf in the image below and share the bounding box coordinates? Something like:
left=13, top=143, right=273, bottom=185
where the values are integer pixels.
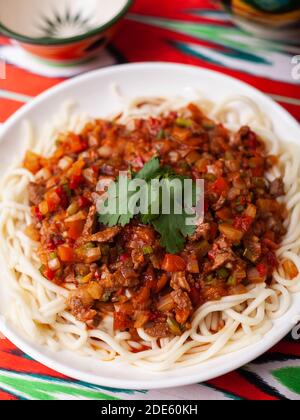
left=152, top=211, right=195, bottom=254
left=98, top=156, right=197, bottom=253
left=135, top=156, right=161, bottom=181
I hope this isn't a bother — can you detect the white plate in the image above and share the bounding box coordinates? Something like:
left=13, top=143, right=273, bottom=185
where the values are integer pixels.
left=0, top=63, right=300, bottom=390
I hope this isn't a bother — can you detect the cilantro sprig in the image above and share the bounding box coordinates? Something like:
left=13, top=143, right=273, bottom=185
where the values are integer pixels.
left=98, top=157, right=197, bottom=254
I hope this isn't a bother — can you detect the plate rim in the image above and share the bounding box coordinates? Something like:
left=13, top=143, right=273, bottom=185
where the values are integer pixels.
left=0, top=62, right=299, bottom=390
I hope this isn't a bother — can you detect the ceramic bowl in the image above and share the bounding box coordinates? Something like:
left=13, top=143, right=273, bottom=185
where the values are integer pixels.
left=220, top=0, right=300, bottom=43
left=0, top=0, right=133, bottom=63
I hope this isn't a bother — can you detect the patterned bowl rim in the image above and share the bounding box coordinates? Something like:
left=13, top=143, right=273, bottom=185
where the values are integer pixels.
left=0, top=0, right=133, bottom=46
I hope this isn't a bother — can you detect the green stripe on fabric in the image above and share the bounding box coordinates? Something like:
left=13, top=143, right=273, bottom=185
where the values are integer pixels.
left=0, top=373, right=120, bottom=400
left=128, top=14, right=297, bottom=54
left=272, top=367, right=300, bottom=394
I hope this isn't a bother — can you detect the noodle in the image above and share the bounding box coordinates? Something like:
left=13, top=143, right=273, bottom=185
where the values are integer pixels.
left=0, top=95, right=299, bottom=371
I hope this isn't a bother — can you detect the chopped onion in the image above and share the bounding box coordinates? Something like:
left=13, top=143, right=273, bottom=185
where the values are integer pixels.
left=168, top=151, right=179, bottom=163
left=83, top=168, right=95, bottom=183
left=88, top=134, right=99, bottom=148
left=225, top=159, right=240, bottom=172
left=125, top=289, right=133, bottom=298
left=167, top=316, right=182, bottom=335
left=85, top=247, right=101, bottom=264
left=98, top=146, right=113, bottom=158
left=86, top=282, right=103, bottom=299
left=48, top=258, right=61, bottom=271
left=157, top=294, right=175, bottom=312
left=233, top=178, right=246, bottom=190
left=58, top=156, right=73, bottom=171
left=247, top=267, right=266, bottom=284
left=65, top=211, right=86, bottom=223
left=125, top=120, right=135, bottom=131
left=207, top=165, right=216, bottom=175
left=35, top=168, right=51, bottom=181
left=245, top=204, right=257, bottom=219
left=228, top=187, right=240, bottom=201
left=134, top=311, right=149, bottom=328
left=219, top=223, right=243, bottom=242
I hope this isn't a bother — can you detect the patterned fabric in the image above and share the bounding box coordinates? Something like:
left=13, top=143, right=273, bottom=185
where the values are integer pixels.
left=0, top=0, right=300, bottom=401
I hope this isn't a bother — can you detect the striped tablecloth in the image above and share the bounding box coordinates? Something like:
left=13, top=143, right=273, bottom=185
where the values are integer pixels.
left=0, top=0, right=299, bottom=401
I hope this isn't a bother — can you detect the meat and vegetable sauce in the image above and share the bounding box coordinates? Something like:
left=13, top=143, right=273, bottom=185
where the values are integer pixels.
left=24, top=104, right=292, bottom=340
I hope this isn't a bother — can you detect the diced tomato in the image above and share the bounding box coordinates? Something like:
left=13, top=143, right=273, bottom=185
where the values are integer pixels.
left=70, top=159, right=85, bottom=177
left=43, top=267, right=55, bottom=281
left=70, top=174, right=84, bottom=190
left=52, top=235, right=64, bottom=246
left=175, top=308, right=190, bottom=324
left=113, top=312, right=131, bottom=331
left=45, top=238, right=56, bottom=251
left=33, top=206, right=43, bottom=222
left=263, top=238, right=279, bottom=250
left=149, top=117, right=159, bottom=127
left=251, top=167, right=264, bottom=177
left=256, top=263, right=267, bottom=277
left=162, top=254, right=187, bottom=272
left=67, top=220, right=85, bottom=240
left=210, top=177, right=229, bottom=195
left=208, top=248, right=216, bottom=261
left=233, top=215, right=253, bottom=233
left=24, top=151, right=41, bottom=174
left=58, top=245, right=74, bottom=262
left=91, top=165, right=99, bottom=175
left=190, top=286, right=201, bottom=307
left=204, top=199, right=209, bottom=213
left=68, top=134, right=88, bottom=153
left=246, top=132, right=259, bottom=150
left=265, top=251, right=278, bottom=271
left=188, top=103, right=202, bottom=120
left=170, top=111, right=179, bottom=121
left=46, top=190, right=61, bottom=212
left=120, top=253, right=130, bottom=262
left=78, top=196, right=90, bottom=208
left=216, top=207, right=232, bottom=221
left=210, top=222, right=218, bottom=239
left=55, top=187, right=69, bottom=209
left=94, top=270, right=101, bottom=280
left=149, top=310, right=164, bottom=322
left=156, top=273, right=168, bottom=292
left=53, top=147, right=64, bottom=160
left=133, top=287, right=150, bottom=306
left=116, top=287, right=126, bottom=297
left=148, top=117, right=160, bottom=134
